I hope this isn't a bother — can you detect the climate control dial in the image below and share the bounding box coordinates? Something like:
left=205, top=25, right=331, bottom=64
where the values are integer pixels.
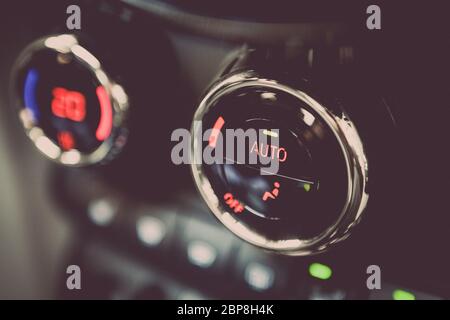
left=191, top=61, right=368, bottom=255
left=11, top=34, right=129, bottom=166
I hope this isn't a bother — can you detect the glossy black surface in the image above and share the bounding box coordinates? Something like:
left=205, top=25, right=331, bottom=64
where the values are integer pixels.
left=201, top=86, right=348, bottom=240
left=15, top=49, right=105, bottom=152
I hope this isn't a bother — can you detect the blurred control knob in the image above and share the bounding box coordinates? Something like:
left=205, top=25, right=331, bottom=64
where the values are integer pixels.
left=11, top=34, right=129, bottom=166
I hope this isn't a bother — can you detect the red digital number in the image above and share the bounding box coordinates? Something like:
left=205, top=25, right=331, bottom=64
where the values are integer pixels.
left=51, top=87, right=86, bottom=122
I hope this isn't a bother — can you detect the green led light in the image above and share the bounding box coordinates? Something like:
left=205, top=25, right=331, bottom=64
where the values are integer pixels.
left=309, top=263, right=332, bottom=280
left=392, top=289, right=416, bottom=300
left=304, top=184, right=311, bottom=192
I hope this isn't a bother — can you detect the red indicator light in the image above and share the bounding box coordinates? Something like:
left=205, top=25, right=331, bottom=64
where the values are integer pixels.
left=57, top=131, right=75, bottom=151
left=262, top=182, right=280, bottom=202
left=95, top=86, right=113, bottom=141
left=51, top=87, right=86, bottom=122
left=209, top=116, right=225, bottom=148
left=224, top=192, right=244, bottom=213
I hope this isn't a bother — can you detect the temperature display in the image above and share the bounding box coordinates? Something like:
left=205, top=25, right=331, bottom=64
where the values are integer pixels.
left=12, top=34, right=128, bottom=166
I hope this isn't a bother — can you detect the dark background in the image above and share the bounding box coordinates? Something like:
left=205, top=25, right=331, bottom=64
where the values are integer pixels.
left=0, top=0, right=449, bottom=299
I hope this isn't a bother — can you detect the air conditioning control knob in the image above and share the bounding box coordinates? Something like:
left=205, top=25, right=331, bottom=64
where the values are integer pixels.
left=11, top=34, right=129, bottom=166
left=190, top=55, right=368, bottom=255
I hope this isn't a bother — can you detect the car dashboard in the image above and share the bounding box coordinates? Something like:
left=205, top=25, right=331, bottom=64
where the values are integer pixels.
left=0, top=0, right=448, bottom=301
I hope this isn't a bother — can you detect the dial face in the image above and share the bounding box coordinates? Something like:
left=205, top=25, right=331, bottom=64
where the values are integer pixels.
left=10, top=34, right=130, bottom=167
left=16, top=49, right=112, bottom=154
left=196, top=85, right=350, bottom=245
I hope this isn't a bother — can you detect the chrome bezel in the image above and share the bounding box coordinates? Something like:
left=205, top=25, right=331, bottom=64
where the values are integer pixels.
left=10, top=34, right=129, bottom=166
left=190, top=71, right=368, bottom=255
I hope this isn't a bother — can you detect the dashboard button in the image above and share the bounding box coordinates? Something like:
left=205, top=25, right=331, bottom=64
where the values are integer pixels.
left=179, top=218, right=235, bottom=273
left=87, top=198, right=118, bottom=227
left=191, top=57, right=368, bottom=255
left=136, top=216, right=167, bottom=247
left=244, top=262, right=275, bottom=292
left=187, top=240, right=218, bottom=269
left=369, top=284, right=442, bottom=300
left=234, top=244, right=290, bottom=297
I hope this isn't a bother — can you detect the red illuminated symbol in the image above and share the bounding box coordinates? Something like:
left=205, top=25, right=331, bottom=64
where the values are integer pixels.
left=262, top=182, right=280, bottom=202
left=57, top=131, right=75, bottom=151
left=250, top=142, right=287, bottom=162
left=223, top=192, right=244, bottom=214
left=51, top=87, right=86, bottom=122
left=95, top=86, right=113, bottom=141
left=209, top=116, right=225, bottom=148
